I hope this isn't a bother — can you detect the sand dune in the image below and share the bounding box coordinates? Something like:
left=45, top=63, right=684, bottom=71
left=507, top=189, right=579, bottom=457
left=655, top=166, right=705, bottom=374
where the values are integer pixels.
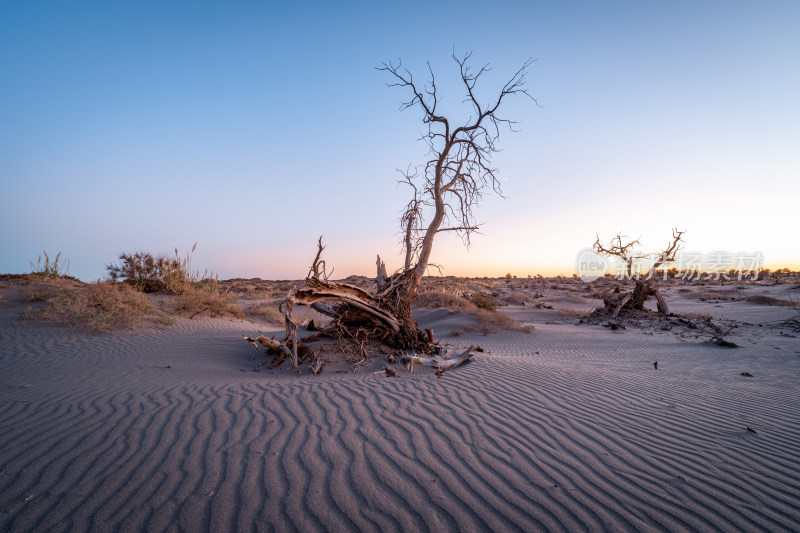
left=2, top=292, right=800, bottom=531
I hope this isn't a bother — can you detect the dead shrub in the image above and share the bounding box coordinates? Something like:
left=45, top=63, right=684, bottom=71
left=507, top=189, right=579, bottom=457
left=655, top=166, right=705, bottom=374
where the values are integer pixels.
left=246, top=303, right=284, bottom=324
left=746, top=295, right=794, bottom=307
left=503, top=293, right=536, bottom=306
left=413, top=291, right=479, bottom=312
left=174, top=286, right=244, bottom=319
left=468, top=293, right=499, bottom=311
left=468, top=309, right=534, bottom=335
left=415, top=291, right=531, bottom=334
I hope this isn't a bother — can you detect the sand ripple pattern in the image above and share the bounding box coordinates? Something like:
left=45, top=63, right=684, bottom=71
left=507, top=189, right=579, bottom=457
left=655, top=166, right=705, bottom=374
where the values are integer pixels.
left=1, top=319, right=799, bottom=531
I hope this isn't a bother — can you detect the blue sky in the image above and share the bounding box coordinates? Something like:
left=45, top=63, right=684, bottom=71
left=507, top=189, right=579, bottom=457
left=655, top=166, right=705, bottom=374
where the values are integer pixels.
left=1, top=1, right=797, bottom=281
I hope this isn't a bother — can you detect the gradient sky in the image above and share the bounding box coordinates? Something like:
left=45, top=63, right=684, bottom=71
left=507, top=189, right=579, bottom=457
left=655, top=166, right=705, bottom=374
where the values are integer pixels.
left=1, top=1, right=798, bottom=281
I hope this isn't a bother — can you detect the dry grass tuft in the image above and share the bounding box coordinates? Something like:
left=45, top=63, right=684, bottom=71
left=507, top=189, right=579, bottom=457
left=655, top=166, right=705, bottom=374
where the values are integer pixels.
left=468, top=309, right=534, bottom=335
left=22, top=282, right=159, bottom=332
left=558, top=307, right=591, bottom=319
left=414, top=291, right=479, bottom=313
left=502, top=293, right=538, bottom=306
left=414, top=290, right=532, bottom=334
left=563, top=293, right=591, bottom=304
left=173, top=286, right=244, bottom=319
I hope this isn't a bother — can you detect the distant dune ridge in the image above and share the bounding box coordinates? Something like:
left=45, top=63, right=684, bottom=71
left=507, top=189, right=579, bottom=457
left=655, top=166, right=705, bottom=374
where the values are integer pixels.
left=1, top=277, right=800, bottom=531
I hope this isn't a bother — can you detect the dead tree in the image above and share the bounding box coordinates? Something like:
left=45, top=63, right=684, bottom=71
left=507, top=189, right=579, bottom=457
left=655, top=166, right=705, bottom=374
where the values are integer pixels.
left=594, top=229, right=685, bottom=317
left=246, top=51, right=535, bottom=370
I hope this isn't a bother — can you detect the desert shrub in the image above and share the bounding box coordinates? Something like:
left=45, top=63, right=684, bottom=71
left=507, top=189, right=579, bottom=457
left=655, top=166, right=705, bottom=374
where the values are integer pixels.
left=106, top=244, right=216, bottom=294
left=746, top=295, right=794, bottom=307
left=23, top=282, right=157, bottom=332
left=107, top=251, right=174, bottom=292
left=468, top=293, right=498, bottom=311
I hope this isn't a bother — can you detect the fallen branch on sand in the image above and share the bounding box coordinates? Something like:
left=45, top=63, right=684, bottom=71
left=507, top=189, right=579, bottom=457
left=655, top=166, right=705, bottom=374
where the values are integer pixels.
left=676, top=317, right=738, bottom=347
left=403, top=346, right=476, bottom=378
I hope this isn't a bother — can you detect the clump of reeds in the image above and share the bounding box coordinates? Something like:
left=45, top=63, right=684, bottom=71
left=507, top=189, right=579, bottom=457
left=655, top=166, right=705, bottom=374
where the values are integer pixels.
left=30, top=251, right=69, bottom=279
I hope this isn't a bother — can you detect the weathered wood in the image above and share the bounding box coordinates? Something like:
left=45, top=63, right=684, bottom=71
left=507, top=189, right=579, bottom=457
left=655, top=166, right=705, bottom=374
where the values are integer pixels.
left=612, top=294, right=632, bottom=318
left=403, top=347, right=475, bottom=377
left=425, top=328, right=435, bottom=344
left=243, top=334, right=287, bottom=353
left=376, top=255, right=388, bottom=290
left=653, top=287, right=670, bottom=315
left=290, top=277, right=402, bottom=333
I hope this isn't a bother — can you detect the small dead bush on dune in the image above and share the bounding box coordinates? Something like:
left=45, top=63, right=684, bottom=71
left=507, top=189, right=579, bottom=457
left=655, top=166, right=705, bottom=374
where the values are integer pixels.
left=415, top=290, right=532, bottom=334
left=245, top=303, right=284, bottom=324
left=558, top=307, right=591, bottom=319
left=174, top=285, right=244, bottom=319
left=468, top=309, right=534, bottom=335
left=746, top=295, right=794, bottom=307
left=22, top=282, right=160, bottom=332
left=414, top=291, right=479, bottom=312
left=563, top=292, right=591, bottom=304
left=468, top=293, right=499, bottom=311
left=502, top=293, right=537, bottom=306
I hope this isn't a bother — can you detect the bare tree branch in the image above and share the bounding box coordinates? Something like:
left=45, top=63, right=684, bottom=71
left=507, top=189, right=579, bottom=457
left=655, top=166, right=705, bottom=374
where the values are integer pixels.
left=378, top=51, right=535, bottom=284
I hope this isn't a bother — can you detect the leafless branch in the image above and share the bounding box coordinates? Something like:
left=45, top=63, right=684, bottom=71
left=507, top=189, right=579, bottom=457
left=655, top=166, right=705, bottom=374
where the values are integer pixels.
left=378, top=51, right=535, bottom=282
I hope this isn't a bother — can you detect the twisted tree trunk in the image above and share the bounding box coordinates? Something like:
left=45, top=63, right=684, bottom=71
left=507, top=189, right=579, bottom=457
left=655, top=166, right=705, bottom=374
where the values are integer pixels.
left=602, top=279, right=670, bottom=318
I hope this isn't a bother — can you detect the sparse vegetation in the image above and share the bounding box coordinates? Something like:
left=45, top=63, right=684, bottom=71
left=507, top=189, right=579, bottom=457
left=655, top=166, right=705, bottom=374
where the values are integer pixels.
left=414, top=290, right=532, bottom=334
left=21, top=282, right=160, bottom=332
left=105, top=244, right=242, bottom=320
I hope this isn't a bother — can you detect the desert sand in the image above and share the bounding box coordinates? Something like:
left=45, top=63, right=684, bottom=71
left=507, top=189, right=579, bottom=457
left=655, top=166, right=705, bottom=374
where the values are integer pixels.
left=1, top=278, right=799, bottom=532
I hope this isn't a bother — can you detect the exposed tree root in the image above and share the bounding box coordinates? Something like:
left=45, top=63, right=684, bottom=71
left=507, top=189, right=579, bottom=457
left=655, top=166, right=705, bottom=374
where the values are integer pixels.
left=244, top=239, right=442, bottom=375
